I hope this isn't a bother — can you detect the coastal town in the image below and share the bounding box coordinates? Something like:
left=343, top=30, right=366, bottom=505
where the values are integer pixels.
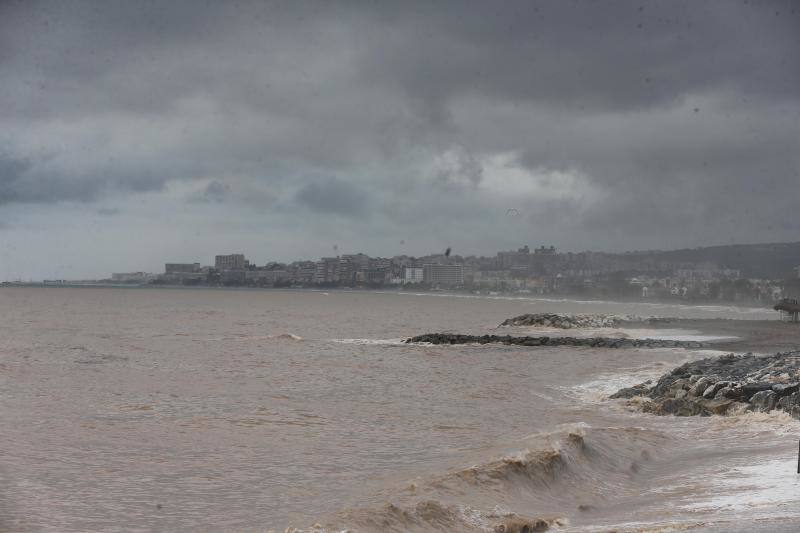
left=38, top=241, right=796, bottom=305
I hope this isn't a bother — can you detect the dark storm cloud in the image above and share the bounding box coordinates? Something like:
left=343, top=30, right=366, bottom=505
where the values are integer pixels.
left=5, top=1, right=796, bottom=118
left=0, top=149, right=168, bottom=205
left=295, top=178, right=368, bottom=216
left=355, top=1, right=800, bottom=115
left=0, top=152, right=32, bottom=205
left=0, top=0, right=798, bottom=256
left=0, top=150, right=109, bottom=205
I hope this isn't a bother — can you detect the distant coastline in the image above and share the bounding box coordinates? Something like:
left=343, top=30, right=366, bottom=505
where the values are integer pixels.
left=1, top=281, right=780, bottom=313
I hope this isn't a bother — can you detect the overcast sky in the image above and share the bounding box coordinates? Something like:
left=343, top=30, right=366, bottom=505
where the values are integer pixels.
left=1, top=0, right=798, bottom=279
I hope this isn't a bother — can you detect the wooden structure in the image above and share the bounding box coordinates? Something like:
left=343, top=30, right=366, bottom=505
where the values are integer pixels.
left=775, top=298, right=800, bottom=322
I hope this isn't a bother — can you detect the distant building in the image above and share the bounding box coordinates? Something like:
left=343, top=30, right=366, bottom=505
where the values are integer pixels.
left=423, top=264, right=464, bottom=286
left=403, top=267, right=424, bottom=283
left=315, top=257, right=340, bottom=283
left=220, top=269, right=246, bottom=284
left=292, top=261, right=317, bottom=284
left=341, top=253, right=370, bottom=270
left=111, top=272, right=154, bottom=283
left=165, top=263, right=200, bottom=274
left=534, top=245, right=557, bottom=255
left=215, top=254, right=246, bottom=271
left=337, top=258, right=358, bottom=285
left=497, top=245, right=530, bottom=269
left=362, top=268, right=388, bottom=284
left=245, top=270, right=291, bottom=284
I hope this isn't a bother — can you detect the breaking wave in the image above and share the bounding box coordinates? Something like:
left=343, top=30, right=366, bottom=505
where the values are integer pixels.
left=265, top=333, right=304, bottom=341
left=293, top=424, right=669, bottom=532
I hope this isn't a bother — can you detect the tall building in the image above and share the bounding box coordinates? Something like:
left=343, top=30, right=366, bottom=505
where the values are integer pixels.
left=341, top=253, right=370, bottom=270
left=423, top=264, right=464, bottom=286
left=497, top=245, right=531, bottom=269
left=403, top=267, right=424, bottom=283
left=362, top=268, right=388, bottom=284
left=165, top=263, right=200, bottom=274
left=215, top=254, right=246, bottom=271
left=314, top=257, right=340, bottom=283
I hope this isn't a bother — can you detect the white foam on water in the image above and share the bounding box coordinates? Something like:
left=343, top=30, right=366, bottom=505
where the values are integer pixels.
left=567, top=365, right=671, bottom=403
left=706, top=410, right=800, bottom=438
left=682, top=456, right=800, bottom=518
left=615, top=328, right=737, bottom=342
left=568, top=349, right=732, bottom=403
left=376, top=290, right=774, bottom=319
left=330, top=338, right=407, bottom=346
left=501, top=326, right=736, bottom=343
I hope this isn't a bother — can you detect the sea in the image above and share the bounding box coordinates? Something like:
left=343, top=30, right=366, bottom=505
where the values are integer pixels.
left=1, top=286, right=798, bottom=532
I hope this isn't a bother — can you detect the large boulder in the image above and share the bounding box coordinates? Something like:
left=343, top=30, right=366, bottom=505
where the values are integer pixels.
left=700, top=398, right=739, bottom=415
left=689, top=377, right=715, bottom=397
left=750, top=390, right=777, bottom=412
left=609, top=383, right=650, bottom=399
left=724, top=382, right=774, bottom=402
left=651, top=398, right=704, bottom=416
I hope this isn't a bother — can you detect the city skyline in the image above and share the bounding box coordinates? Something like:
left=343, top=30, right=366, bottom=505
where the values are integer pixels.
left=53, top=240, right=799, bottom=304
left=3, top=237, right=800, bottom=283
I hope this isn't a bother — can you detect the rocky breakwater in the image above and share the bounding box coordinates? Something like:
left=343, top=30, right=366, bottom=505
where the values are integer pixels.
left=405, top=333, right=705, bottom=349
left=611, top=350, right=800, bottom=417
left=499, top=313, right=670, bottom=329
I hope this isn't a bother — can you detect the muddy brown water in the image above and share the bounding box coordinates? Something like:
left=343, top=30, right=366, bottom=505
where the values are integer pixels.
left=1, top=287, right=797, bottom=532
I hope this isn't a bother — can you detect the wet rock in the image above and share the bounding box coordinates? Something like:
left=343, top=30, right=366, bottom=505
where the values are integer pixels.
left=700, top=398, right=738, bottom=415
left=612, top=350, right=800, bottom=418
left=689, top=376, right=715, bottom=397
left=669, top=378, right=691, bottom=395
left=499, top=313, right=669, bottom=329
left=776, top=393, right=795, bottom=411
left=713, top=386, right=733, bottom=400
left=405, top=333, right=705, bottom=350
left=702, top=382, right=725, bottom=399
left=772, top=383, right=800, bottom=396
left=493, top=517, right=550, bottom=533
left=654, top=398, right=704, bottom=416
left=609, top=383, right=649, bottom=399
left=750, top=390, right=777, bottom=412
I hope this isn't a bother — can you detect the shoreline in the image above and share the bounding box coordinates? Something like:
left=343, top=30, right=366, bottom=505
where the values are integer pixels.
left=629, top=317, right=800, bottom=354
left=0, top=283, right=778, bottom=313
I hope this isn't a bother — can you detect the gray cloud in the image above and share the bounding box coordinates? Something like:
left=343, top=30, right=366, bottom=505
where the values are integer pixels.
left=295, top=178, right=368, bottom=216
left=0, top=152, right=33, bottom=205
left=0, top=0, right=798, bottom=276
left=432, top=146, right=484, bottom=191
left=0, top=149, right=169, bottom=206
left=191, top=181, right=231, bottom=204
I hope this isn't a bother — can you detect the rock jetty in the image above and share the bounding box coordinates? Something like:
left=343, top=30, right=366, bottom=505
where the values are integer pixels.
left=499, top=313, right=670, bottom=329
left=611, top=350, right=800, bottom=418
left=405, top=333, right=705, bottom=349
